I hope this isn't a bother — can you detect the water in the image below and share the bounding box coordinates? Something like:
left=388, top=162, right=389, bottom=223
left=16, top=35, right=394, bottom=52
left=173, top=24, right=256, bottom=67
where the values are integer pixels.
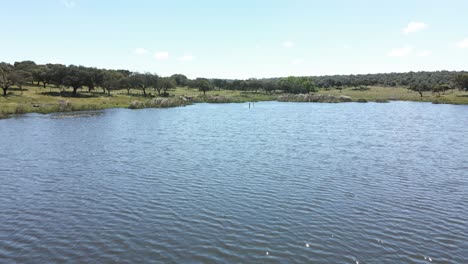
left=0, top=101, right=467, bottom=263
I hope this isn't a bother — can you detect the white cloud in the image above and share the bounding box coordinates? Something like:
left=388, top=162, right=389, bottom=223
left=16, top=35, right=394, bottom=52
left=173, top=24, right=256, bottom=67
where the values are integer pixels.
left=62, top=0, right=76, bottom=8
left=154, top=51, right=169, bottom=60
left=177, top=55, right=194, bottom=61
left=283, top=41, right=294, bottom=48
left=417, top=50, right=432, bottom=57
left=388, top=46, right=413, bottom=57
left=292, top=58, right=304, bottom=65
left=134, top=48, right=147, bottom=55
left=403, top=22, right=427, bottom=34
left=343, top=44, right=351, bottom=49
left=456, top=38, right=468, bottom=48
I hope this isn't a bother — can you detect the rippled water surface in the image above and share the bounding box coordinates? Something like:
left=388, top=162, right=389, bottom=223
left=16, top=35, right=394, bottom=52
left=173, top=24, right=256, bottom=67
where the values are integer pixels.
left=1, top=101, right=467, bottom=263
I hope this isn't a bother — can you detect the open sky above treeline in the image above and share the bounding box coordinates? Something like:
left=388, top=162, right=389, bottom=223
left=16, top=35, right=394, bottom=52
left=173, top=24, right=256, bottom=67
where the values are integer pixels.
left=2, top=0, right=468, bottom=79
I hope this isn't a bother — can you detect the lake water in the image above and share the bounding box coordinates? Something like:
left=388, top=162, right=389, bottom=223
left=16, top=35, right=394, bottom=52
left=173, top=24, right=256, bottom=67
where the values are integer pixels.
left=0, top=101, right=467, bottom=263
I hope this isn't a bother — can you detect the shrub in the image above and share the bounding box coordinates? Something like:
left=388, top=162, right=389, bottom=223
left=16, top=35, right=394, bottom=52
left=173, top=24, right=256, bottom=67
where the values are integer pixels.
left=129, top=101, right=144, bottom=109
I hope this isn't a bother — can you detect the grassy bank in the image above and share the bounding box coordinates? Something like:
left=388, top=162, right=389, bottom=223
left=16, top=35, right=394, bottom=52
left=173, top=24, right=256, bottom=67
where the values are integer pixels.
left=317, top=86, right=468, bottom=105
left=1, top=85, right=467, bottom=119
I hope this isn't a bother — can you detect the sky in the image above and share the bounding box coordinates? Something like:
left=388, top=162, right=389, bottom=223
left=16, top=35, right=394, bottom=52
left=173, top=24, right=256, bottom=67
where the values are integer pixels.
left=1, top=0, right=468, bottom=79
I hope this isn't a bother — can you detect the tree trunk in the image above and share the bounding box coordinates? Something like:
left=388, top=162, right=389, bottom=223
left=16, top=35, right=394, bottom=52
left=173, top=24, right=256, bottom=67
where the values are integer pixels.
left=127, top=88, right=130, bottom=95
left=143, top=88, right=147, bottom=97
left=2, top=87, right=7, bottom=96
left=43, top=82, right=46, bottom=89
left=203, top=90, right=206, bottom=95
left=72, top=87, right=78, bottom=96
left=418, top=91, right=423, bottom=97
left=37, top=81, right=40, bottom=86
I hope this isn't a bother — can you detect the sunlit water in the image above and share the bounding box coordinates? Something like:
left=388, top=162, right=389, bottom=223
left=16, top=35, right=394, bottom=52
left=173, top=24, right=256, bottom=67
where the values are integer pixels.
left=0, top=101, right=467, bottom=263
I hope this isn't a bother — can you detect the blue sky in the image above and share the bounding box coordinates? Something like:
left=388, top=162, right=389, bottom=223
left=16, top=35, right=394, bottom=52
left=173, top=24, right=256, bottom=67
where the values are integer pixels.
left=2, top=0, right=468, bottom=79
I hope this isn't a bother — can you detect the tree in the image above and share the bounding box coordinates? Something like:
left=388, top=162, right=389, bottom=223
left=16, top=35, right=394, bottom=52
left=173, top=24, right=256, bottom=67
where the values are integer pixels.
left=247, top=78, right=262, bottom=93
left=409, top=82, right=430, bottom=97
left=62, top=65, right=87, bottom=95
left=47, top=63, right=67, bottom=89
left=278, top=77, right=310, bottom=94
left=335, top=80, right=343, bottom=93
left=10, top=70, right=32, bottom=90
left=195, top=78, right=211, bottom=95
left=157, top=77, right=176, bottom=96
left=14, top=61, right=37, bottom=85
left=263, top=80, right=278, bottom=94
left=31, top=65, right=51, bottom=88
left=454, top=73, right=468, bottom=91
left=303, top=79, right=318, bottom=93
left=102, top=71, right=126, bottom=95
left=212, top=79, right=227, bottom=91
left=119, top=77, right=131, bottom=95
left=279, top=77, right=293, bottom=93
left=82, top=67, right=104, bottom=93
left=129, top=73, right=158, bottom=96
left=170, top=74, right=188, bottom=86
left=432, top=84, right=450, bottom=97
left=0, top=63, right=15, bottom=96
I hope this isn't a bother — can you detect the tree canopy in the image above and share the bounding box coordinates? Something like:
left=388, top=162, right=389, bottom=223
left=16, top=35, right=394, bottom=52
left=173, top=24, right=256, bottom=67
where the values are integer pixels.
left=0, top=59, right=467, bottom=97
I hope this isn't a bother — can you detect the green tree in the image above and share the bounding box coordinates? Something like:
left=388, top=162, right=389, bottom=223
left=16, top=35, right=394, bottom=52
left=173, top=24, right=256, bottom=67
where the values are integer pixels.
left=157, top=77, right=176, bottom=96
left=195, top=78, right=211, bottom=95
left=82, top=67, right=104, bottom=93
left=170, top=74, right=188, bottom=86
left=454, top=73, right=468, bottom=91
left=212, top=79, right=227, bottom=90
left=31, top=65, right=50, bottom=88
left=409, top=82, right=430, bottom=97
left=62, top=65, right=87, bottom=96
left=47, top=64, right=67, bottom=89
left=0, top=63, right=15, bottom=96
left=10, top=70, right=32, bottom=90
left=102, top=71, right=126, bottom=96
left=263, top=80, right=278, bottom=94
left=432, top=84, right=450, bottom=96
left=14, top=61, right=37, bottom=85
left=130, top=73, right=158, bottom=96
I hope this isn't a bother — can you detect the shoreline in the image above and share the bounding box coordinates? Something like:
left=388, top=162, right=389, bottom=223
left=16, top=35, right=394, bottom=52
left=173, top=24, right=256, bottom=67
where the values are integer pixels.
left=2, top=94, right=467, bottom=120
left=1, top=86, right=468, bottom=120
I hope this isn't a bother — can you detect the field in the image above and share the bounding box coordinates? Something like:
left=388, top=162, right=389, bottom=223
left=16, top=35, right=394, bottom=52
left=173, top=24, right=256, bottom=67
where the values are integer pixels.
left=320, top=86, right=468, bottom=104
left=1, top=85, right=467, bottom=118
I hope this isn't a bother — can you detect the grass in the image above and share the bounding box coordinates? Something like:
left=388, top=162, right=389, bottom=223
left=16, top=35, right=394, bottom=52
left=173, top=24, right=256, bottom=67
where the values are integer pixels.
left=318, top=86, right=468, bottom=104
left=1, top=85, right=467, bottom=119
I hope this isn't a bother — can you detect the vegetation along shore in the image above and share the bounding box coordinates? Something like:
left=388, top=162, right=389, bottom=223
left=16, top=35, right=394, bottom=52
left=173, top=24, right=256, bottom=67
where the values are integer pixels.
left=1, top=60, right=468, bottom=119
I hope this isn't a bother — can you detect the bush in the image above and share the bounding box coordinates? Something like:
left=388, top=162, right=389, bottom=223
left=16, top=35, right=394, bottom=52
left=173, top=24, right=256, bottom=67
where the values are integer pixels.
left=129, top=101, right=144, bottom=109
left=128, top=98, right=189, bottom=109
left=277, top=94, right=352, bottom=103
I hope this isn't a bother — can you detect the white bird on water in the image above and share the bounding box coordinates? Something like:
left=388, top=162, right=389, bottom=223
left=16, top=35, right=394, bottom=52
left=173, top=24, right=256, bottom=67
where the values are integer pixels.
left=305, top=243, right=310, bottom=247
left=266, top=251, right=269, bottom=255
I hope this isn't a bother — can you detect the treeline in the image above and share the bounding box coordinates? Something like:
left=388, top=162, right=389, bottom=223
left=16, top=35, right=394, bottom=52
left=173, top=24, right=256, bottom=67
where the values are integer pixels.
left=1, top=60, right=468, bottom=97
